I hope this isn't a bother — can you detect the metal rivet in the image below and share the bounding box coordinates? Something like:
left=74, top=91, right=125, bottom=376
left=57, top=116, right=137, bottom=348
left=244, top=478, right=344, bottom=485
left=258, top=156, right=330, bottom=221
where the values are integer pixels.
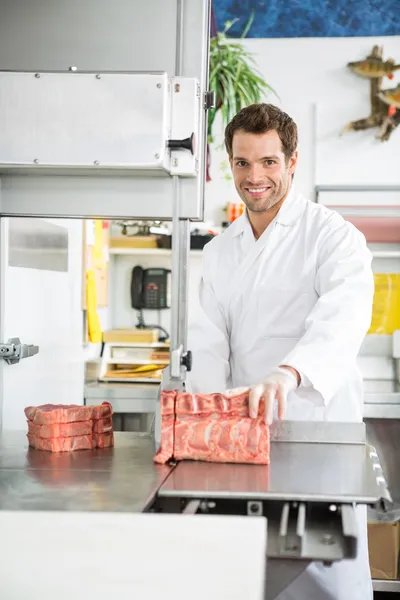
left=155, top=153, right=160, bottom=159
left=175, top=83, right=180, bottom=93
left=34, top=73, right=40, bottom=79
left=329, top=504, right=337, bottom=512
left=157, top=83, right=162, bottom=89
left=33, top=159, right=39, bottom=164
left=69, top=66, right=78, bottom=72
left=172, top=158, right=178, bottom=167
left=96, top=74, right=101, bottom=79
left=94, top=160, right=100, bottom=165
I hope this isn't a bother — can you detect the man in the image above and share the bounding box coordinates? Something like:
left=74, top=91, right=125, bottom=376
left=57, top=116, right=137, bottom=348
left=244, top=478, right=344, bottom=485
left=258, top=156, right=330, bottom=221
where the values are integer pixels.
left=187, top=104, right=374, bottom=600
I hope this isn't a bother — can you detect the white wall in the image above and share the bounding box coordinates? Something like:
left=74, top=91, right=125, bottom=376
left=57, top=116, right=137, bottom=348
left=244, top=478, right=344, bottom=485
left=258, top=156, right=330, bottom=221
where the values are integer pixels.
left=1, top=219, right=84, bottom=429
left=205, top=36, right=400, bottom=224
left=110, top=251, right=203, bottom=335
left=109, top=36, right=400, bottom=338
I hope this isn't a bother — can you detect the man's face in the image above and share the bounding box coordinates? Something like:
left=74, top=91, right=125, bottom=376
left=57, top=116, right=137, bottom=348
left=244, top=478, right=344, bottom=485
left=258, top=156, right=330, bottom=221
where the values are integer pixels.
left=229, top=129, right=297, bottom=213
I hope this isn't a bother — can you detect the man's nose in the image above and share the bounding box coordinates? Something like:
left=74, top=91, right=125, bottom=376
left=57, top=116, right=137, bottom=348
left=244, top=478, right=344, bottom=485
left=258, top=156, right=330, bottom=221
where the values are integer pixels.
left=248, top=163, right=264, bottom=183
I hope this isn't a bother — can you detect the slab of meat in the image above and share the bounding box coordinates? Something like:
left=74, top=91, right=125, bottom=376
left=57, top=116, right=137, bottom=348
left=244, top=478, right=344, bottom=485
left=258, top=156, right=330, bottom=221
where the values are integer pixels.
left=154, top=390, right=270, bottom=465
left=28, top=434, right=94, bottom=452
left=28, top=431, right=114, bottom=452
left=25, top=403, right=114, bottom=453
left=24, top=403, right=112, bottom=425
left=28, top=421, right=93, bottom=438
left=93, top=417, right=113, bottom=434
left=94, top=432, right=114, bottom=448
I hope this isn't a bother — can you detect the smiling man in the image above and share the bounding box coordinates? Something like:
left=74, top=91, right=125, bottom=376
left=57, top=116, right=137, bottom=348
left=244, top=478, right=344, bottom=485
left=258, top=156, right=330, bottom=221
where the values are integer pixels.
left=187, top=104, right=374, bottom=600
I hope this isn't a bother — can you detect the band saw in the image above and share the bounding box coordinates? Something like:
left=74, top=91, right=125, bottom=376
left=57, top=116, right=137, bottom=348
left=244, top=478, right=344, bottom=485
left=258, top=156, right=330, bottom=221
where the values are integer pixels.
left=0, top=418, right=390, bottom=599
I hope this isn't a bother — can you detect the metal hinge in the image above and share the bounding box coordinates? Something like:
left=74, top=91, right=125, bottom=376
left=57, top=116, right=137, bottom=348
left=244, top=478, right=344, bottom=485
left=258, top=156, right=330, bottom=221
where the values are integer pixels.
left=204, top=90, right=216, bottom=110
left=0, top=337, right=39, bottom=365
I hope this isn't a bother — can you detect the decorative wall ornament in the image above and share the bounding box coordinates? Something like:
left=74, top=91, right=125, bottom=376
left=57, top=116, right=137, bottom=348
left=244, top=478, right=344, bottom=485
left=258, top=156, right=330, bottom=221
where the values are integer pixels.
left=342, top=45, right=400, bottom=142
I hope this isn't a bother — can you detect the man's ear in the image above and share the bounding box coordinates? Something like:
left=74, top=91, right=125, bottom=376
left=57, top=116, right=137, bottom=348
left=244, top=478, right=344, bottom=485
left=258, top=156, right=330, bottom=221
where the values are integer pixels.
left=288, top=151, right=298, bottom=175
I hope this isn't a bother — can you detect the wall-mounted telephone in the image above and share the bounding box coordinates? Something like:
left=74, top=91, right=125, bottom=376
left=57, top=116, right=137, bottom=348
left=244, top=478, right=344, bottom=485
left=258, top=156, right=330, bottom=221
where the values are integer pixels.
left=131, top=266, right=170, bottom=310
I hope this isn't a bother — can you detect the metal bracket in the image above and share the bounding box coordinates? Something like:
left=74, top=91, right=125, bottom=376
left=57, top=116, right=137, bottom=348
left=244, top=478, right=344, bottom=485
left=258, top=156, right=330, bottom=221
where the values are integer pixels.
left=170, top=345, right=184, bottom=378
left=368, top=445, right=393, bottom=510
left=0, top=337, right=39, bottom=365
left=278, top=502, right=306, bottom=557
left=204, top=90, right=215, bottom=110
left=170, top=346, right=192, bottom=378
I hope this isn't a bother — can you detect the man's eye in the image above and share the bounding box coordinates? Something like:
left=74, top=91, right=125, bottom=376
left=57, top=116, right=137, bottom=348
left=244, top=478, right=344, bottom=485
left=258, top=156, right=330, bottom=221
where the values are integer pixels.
left=237, top=161, right=247, bottom=167
left=265, top=160, right=275, bottom=165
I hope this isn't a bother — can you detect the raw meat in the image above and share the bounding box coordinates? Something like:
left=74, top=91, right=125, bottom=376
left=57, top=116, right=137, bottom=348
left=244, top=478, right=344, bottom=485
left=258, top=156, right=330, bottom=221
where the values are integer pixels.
left=153, top=390, right=176, bottom=464
left=28, top=421, right=93, bottom=438
left=154, top=390, right=270, bottom=465
left=24, top=403, right=112, bottom=425
left=94, top=432, right=114, bottom=448
left=28, top=434, right=94, bottom=452
left=28, top=431, right=114, bottom=452
left=93, top=417, right=113, bottom=434
left=25, top=402, right=114, bottom=453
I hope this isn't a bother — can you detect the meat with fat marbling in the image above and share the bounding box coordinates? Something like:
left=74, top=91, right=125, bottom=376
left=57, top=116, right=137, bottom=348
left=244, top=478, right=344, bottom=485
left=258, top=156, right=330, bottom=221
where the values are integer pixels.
left=154, top=390, right=269, bottom=465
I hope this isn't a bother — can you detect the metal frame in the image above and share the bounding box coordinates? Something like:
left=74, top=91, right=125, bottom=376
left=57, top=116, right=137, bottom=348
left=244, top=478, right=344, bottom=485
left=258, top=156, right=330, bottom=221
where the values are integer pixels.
left=0, top=0, right=211, bottom=221
left=147, top=421, right=392, bottom=600
left=315, top=184, right=400, bottom=203
left=0, top=1, right=212, bottom=391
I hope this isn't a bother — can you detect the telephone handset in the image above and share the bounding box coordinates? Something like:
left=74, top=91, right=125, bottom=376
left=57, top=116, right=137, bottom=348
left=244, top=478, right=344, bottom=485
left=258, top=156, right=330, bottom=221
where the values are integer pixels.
left=131, top=266, right=170, bottom=310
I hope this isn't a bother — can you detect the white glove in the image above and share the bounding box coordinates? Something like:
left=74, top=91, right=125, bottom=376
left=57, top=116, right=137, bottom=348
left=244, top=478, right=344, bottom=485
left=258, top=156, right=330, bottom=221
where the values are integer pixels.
left=250, top=367, right=299, bottom=424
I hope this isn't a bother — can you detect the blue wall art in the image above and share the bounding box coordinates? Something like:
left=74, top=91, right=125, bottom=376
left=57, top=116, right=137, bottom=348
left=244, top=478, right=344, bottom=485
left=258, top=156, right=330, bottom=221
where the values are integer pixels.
left=213, top=0, right=400, bottom=38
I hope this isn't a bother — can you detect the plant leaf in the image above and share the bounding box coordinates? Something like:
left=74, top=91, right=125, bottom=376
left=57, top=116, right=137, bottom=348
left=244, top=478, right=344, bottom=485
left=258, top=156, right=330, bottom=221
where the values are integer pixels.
left=240, top=11, right=255, bottom=39
left=208, top=21, right=280, bottom=142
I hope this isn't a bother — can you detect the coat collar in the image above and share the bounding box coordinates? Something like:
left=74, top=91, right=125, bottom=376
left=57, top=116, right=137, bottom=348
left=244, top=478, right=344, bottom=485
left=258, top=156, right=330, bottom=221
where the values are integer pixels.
left=230, top=185, right=307, bottom=238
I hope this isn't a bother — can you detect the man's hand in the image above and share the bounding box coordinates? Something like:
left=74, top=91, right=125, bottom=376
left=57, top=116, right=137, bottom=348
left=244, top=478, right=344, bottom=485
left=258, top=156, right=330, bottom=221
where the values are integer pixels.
left=249, top=366, right=299, bottom=424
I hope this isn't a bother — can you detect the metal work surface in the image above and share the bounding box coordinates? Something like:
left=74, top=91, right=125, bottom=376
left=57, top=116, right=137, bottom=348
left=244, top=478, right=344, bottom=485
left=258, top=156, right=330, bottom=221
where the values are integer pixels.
left=158, top=421, right=388, bottom=505
left=158, top=445, right=380, bottom=503
left=372, top=579, right=400, bottom=592
left=364, top=379, right=400, bottom=419
left=0, top=510, right=266, bottom=600
left=0, top=431, right=170, bottom=512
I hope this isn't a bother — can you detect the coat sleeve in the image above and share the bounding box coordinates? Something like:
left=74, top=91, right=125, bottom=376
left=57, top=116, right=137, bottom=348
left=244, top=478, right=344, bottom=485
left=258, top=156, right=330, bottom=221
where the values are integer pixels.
left=281, top=215, right=374, bottom=406
left=185, top=243, right=231, bottom=394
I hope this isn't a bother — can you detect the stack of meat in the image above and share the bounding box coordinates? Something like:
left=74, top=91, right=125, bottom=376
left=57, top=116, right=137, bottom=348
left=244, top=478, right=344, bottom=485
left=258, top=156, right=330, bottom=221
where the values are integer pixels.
left=154, top=390, right=270, bottom=465
left=25, top=403, right=114, bottom=452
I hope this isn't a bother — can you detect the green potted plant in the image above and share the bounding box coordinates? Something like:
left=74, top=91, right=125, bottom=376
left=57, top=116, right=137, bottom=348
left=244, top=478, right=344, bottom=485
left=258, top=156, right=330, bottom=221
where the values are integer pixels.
left=207, top=14, right=276, bottom=181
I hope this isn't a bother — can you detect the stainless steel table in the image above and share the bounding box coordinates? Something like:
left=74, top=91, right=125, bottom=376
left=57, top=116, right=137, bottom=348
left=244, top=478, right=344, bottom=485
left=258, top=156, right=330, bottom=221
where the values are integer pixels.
left=0, top=430, right=169, bottom=513
left=0, top=423, right=391, bottom=599
left=152, top=421, right=391, bottom=599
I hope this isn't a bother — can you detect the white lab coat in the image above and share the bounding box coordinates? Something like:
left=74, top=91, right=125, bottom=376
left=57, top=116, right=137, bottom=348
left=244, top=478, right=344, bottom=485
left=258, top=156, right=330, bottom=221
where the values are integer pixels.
left=187, top=186, right=374, bottom=600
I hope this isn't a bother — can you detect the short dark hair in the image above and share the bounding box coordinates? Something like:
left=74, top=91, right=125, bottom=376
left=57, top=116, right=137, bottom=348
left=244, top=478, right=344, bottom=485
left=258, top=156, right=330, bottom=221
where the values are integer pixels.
left=225, top=103, right=298, bottom=162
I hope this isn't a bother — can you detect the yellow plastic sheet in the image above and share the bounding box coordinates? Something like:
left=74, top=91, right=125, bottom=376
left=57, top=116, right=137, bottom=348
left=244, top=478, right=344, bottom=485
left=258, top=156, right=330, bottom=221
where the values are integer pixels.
left=368, top=273, right=400, bottom=335
left=93, top=220, right=105, bottom=269
left=86, top=269, right=102, bottom=343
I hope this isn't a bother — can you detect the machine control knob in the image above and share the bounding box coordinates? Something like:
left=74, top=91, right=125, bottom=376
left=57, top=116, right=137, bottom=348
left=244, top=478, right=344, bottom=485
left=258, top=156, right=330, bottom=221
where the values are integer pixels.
left=167, top=132, right=195, bottom=155
left=181, top=350, right=192, bottom=372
